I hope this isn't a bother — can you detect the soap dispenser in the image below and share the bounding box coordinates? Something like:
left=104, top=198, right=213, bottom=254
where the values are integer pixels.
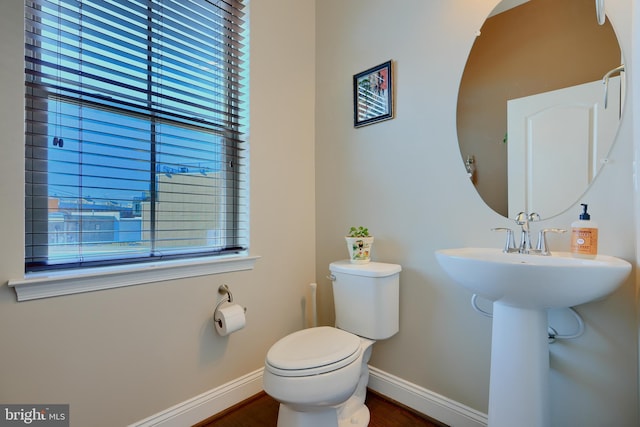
left=570, top=204, right=598, bottom=258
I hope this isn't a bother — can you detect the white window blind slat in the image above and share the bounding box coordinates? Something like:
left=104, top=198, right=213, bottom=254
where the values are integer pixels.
left=24, top=0, right=248, bottom=271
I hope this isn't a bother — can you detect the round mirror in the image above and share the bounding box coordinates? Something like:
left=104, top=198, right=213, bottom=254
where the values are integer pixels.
left=457, top=0, right=624, bottom=219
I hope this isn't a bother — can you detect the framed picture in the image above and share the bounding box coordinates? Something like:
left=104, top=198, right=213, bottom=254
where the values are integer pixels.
left=353, top=60, right=393, bottom=128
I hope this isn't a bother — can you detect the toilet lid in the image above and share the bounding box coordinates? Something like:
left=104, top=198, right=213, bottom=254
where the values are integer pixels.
left=265, top=326, right=361, bottom=377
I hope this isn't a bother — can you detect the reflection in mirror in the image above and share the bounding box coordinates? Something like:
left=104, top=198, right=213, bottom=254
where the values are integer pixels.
left=457, top=0, right=623, bottom=219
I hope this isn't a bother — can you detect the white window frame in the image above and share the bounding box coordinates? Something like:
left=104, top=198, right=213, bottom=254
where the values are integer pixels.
left=13, top=0, right=255, bottom=301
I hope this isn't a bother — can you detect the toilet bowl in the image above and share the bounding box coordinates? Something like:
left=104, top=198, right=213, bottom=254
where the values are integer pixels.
left=263, top=260, right=402, bottom=427
left=263, top=326, right=375, bottom=427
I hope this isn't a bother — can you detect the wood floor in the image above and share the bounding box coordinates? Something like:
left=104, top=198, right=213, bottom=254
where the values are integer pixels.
left=195, top=390, right=448, bottom=427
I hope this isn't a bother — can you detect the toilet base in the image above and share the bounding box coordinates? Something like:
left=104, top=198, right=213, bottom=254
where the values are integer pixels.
left=275, top=397, right=370, bottom=427
left=277, top=403, right=340, bottom=427
left=337, top=347, right=372, bottom=426
left=339, top=404, right=370, bottom=427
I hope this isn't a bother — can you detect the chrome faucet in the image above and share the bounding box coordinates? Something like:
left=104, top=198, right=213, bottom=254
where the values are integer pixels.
left=514, top=212, right=540, bottom=253
left=493, top=213, right=566, bottom=255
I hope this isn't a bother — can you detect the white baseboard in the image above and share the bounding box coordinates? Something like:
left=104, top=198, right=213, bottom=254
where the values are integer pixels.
left=128, top=369, right=264, bottom=427
left=129, top=366, right=487, bottom=427
left=368, top=366, right=488, bottom=427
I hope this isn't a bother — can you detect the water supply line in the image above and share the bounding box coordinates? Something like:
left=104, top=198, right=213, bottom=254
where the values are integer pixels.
left=546, top=307, right=585, bottom=343
left=470, top=294, right=585, bottom=343
left=309, top=282, right=318, bottom=328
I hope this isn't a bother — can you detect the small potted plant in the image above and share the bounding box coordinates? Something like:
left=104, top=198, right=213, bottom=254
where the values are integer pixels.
left=345, top=226, right=374, bottom=264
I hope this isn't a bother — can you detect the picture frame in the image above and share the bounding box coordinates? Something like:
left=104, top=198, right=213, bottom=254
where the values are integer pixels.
left=353, top=60, right=393, bottom=128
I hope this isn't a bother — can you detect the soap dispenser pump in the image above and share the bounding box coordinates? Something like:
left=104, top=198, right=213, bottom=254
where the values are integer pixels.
left=570, top=204, right=598, bottom=258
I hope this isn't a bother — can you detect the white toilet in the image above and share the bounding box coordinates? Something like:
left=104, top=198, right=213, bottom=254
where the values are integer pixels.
left=263, top=260, right=401, bottom=427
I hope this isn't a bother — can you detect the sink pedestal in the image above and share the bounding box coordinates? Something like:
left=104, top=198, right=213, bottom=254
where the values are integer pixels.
left=435, top=248, right=632, bottom=427
left=489, top=303, right=549, bottom=427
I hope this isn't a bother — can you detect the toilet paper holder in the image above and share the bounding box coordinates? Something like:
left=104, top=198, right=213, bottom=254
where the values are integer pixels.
left=213, top=284, right=246, bottom=328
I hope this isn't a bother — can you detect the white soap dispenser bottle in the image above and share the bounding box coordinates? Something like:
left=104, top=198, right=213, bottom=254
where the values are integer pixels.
left=570, top=204, right=598, bottom=258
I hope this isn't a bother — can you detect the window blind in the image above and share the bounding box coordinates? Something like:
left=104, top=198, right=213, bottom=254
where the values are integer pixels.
left=24, top=0, right=248, bottom=272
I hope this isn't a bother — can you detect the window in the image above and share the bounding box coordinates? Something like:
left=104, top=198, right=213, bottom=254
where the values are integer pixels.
left=24, top=0, right=248, bottom=272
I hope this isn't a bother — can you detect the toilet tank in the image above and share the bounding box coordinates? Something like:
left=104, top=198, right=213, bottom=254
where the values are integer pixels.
left=329, top=260, right=401, bottom=340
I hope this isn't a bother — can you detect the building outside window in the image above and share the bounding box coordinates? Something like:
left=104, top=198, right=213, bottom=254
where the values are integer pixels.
left=24, top=0, right=248, bottom=272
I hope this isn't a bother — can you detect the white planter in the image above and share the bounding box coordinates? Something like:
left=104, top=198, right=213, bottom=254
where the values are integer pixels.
left=345, top=236, right=374, bottom=264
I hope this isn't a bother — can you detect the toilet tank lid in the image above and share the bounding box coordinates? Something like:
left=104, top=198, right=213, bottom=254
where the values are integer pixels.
left=330, top=260, right=401, bottom=277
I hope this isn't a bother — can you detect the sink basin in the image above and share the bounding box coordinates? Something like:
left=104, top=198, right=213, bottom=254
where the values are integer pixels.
left=435, top=247, right=631, bottom=427
left=435, top=247, right=631, bottom=309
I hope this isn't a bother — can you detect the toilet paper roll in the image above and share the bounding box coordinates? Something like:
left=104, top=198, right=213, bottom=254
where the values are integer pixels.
left=215, top=304, right=246, bottom=336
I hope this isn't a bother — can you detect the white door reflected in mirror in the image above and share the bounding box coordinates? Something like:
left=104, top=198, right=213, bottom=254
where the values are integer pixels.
left=507, top=77, right=621, bottom=218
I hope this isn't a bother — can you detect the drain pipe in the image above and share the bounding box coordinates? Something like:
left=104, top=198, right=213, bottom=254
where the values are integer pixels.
left=470, top=294, right=585, bottom=343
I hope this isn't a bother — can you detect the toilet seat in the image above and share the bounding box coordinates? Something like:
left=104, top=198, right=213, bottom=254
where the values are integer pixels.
left=265, top=326, right=361, bottom=377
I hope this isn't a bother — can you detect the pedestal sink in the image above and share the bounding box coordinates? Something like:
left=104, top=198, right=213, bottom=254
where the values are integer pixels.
left=435, top=248, right=631, bottom=427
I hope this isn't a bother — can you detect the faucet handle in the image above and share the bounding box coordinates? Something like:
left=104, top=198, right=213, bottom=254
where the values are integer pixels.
left=514, top=212, right=528, bottom=225
left=536, top=228, right=567, bottom=255
left=528, top=212, right=541, bottom=222
left=492, top=227, right=516, bottom=253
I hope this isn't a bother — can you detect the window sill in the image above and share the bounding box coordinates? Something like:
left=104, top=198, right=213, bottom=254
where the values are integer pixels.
left=8, top=254, right=260, bottom=302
